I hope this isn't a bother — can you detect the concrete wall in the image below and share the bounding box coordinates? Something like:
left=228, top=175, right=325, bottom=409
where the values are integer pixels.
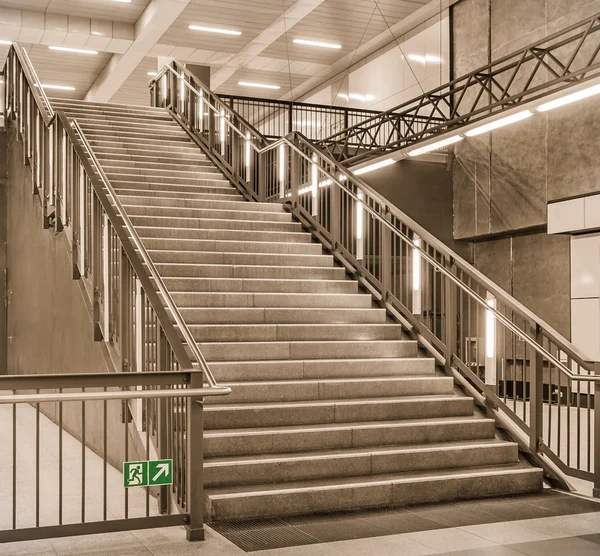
left=448, top=0, right=600, bottom=337
left=5, top=127, right=129, bottom=467
left=452, top=0, right=600, bottom=239
left=363, top=159, right=473, bottom=262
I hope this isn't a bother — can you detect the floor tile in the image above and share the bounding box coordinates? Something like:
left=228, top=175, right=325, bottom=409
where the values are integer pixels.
left=439, top=546, right=524, bottom=556
left=508, top=536, right=600, bottom=556
left=0, top=543, right=57, bottom=556
left=459, top=522, right=552, bottom=544
left=51, top=531, right=143, bottom=555
left=516, top=514, right=600, bottom=539
left=360, top=508, right=448, bottom=535
left=404, top=527, right=498, bottom=553
left=328, top=534, right=439, bottom=556
left=253, top=543, right=346, bottom=556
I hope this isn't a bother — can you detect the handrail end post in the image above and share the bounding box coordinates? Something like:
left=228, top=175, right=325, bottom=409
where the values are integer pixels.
left=594, top=362, right=600, bottom=498
left=186, top=370, right=206, bottom=541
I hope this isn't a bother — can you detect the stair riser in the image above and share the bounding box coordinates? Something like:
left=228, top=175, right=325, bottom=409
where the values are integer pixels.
left=150, top=251, right=333, bottom=267
left=103, top=159, right=214, bottom=171
left=204, top=419, right=497, bottom=457
left=79, top=127, right=187, bottom=140
left=120, top=196, right=284, bottom=213
left=114, top=182, right=236, bottom=195
left=138, top=227, right=312, bottom=243
left=204, top=377, right=454, bottom=404
left=78, top=120, right=184, bottom=133
left=113, top=173, right=230, bottom=187
left=178, top=307, right=386, bottom=324
left=204, top=398, right=473, bottom=429
left=131, top=216, right=302, bottom=233
left=144, top=238, right=322, bottom=255
left=205, top=469, right=543, bottom=520
left=199, top=340, right=416, bottom=361
left=127, top=207, right=291, bottom=224
left=58, top=110, right=172, bottom=123
left=90, top=142, right=201, bottom=155
left=97, top=153, right=209, bottom=166
left=187, top=323, right=400, bottom=343
left=117, top=189, right=241, bottom=202
left=172, top=292, right=370, bottom=308
left=208, top=358, right=433, bottom=381
left=204, top=443, right=519, bottom=487
left=109, top=166, right=221, bottom=178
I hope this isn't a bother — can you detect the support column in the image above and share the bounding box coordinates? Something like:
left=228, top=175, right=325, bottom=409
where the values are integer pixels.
left=0, top=131, right=7, bottom=374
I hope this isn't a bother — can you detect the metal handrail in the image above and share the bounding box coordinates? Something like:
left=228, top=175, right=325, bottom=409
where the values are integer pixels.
left=11, top=44, right=227, bottom=393
left=70, top=120, right=223, bottom=390
left=0, top=387, right=230, bottom=404
left=272, top=131, right=600, bottom=383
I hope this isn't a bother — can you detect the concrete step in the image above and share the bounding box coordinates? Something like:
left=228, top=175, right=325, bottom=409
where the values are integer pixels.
left=116, top=188, right=241, bottom=202
left=142, top=237, right=322, bottom=255
left=62, top=110, right=173, bottom=125
left=131, top=215, right=303, bottom=233
left=113, top=173, right=228, bottom=187
left=156, top=263, right=345, bottom=280
left=137, top=226, right=312, bottom=244
left=149, top=250, right=333, bottom=268
left=51, top=97, right=168, bottom=114
left=78, top=122, right=187, bottom=138
left=204, top=416, right=498, bottom=457
left=101, top=158, right=215, bottom=172
left=204, top=395, right=474, bottom=430
left=125, top=205, right=292, bottom=223
left=170, top=292, right=370, bottom=308
left=186, top=323, right=401, bottom=343
left=204, top=440, right=519, bottom=487
left=89, top=140, right=201, bottom=155
left=204, top=464, right=544, bottom=520
left=87, top=134, right=195, bottom=148
left=204, top=376, right=450, bottom=404
left=199, top=339, right=416, bottom=361
left=177, top=306, right=385, bottom=324
left=114, top=181, right=237, bottom=195
left=96, top=152, right=210, bottom=166
left=119, top=195, right=284, bottom=213
left=106, top=165, right=222, bottom=178
left=53, top=102, right=171, bottom=118
left=206, top=357, right=434, bottom=381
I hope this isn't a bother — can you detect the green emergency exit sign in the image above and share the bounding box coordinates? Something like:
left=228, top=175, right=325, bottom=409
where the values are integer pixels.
left=123, top=459, right=173, bottom=488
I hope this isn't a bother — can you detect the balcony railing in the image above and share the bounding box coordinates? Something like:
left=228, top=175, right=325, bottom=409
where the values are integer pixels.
left=152, top=59, right=600, bottom=496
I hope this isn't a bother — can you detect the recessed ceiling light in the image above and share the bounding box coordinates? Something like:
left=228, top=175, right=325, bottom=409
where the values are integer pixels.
left=238, top=81, right=280, bottom=90
left=113, top=0, right=132, bottom=3
left=147, top=71, right=157, bottom=76
left=49, top=46, right=98, bottom=55
left=0, top=40, right=12, bottom=45
left=34, top=84, right=76, bottom=91
left=293, top=39, right=342, bottom=49
left=189, top=25, right=241, bottom=36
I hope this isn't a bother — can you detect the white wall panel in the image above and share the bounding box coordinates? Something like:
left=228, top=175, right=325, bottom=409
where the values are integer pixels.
left=571, top=298, right=600, bottom=361
left=571, top=234, right=600, bottom=299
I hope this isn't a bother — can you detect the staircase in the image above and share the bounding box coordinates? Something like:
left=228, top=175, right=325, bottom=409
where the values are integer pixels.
left=52, top=98, right=543, bottom=521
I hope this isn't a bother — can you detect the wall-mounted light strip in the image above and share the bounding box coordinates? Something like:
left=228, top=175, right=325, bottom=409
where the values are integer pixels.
left=278, top=143, right=285, bottom=198
left=407, top=54, right=443, bottom=64
left=412, top=236, right=422, bottom=315
left=49, top=46, right=98, bottom=55
left=538, top=83, right=600, bottom=111
left=34, top=84, right=75, bottom=91
left=189, top=25, right=241, bottom=36
left=238, top=81, right=280, bottom=90
left=407, top=135, right=462, bottom=157
left=293, top=39, right=342, bottom=49
left=311, top=154, right=319, bottom=216
left=113, top=0, right=132, bottom=3
left=147, top=71, right=157, bottom=77
left=356, top=191, right=364, bottom=260
left=353, top=158, right=394, bottom=175
left=465, top=110, right=533, bottom=137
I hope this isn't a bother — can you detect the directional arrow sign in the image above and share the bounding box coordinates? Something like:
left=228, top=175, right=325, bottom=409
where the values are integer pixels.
left=148, top=459, right=173, bottom=486
left=123, top=459, right=173, bottom=488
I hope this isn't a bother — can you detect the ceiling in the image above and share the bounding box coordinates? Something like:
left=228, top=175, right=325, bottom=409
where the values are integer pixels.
left=0, top=0, right=435, bottom=105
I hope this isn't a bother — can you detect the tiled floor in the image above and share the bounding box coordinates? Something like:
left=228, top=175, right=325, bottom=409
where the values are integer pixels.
left=1, top=492, right=599, bottom=555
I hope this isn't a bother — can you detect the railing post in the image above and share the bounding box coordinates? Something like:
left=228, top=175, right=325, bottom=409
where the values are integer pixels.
left=258, top=151, right=266, bottom=202
left=156, top=328, right=170, bottom=514
left=330, top=179, right=340, bottom=248
left=380, top=207, right=392, bottom=299
left=444, top=260, right=457, bottom=373
left=594, top=362, right=600, bottom=498
left=288, top=103, right=293, bottom=135
left=208, top=102, right=215, bottom=152
left=290, top=147, right=298, bottom=205
left=231, top=116, right=240, bottom=176
left=529, top=324, right=544, bottom=453
left=186, top=370, right=205, bottom=541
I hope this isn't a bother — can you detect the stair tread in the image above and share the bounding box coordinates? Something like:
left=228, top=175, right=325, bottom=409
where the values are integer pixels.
left=214, top=375, right=444, bottom=386
left=205, top=463, right=540, bottom=497
left=204, top=415, right=496, bottom=438
left=205, top=438, right=515, bottom=466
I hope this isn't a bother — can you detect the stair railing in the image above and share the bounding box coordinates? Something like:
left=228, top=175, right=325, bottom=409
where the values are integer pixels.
left=4, top=43, right=230, bottom=531
left=154, top=60, right=600, bottom=495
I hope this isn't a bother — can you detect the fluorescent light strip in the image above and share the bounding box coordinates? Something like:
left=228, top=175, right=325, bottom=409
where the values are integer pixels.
left=147, top=71, right=157, bottom=77
left=408, top=135, right=462, bottom=157
left=293, top=39, right=342, bottom=49
left=465, top=110, right=533, bottom=137
left=189, top=25, right=241, bottom=36
left=34, top=84, right=75, bottom=91
left=407, top=54, right=442, bottom=64
left=113, top=0, right=132, bottom=3
left=49, top=46, right=98, bottom=55
left=238, top=81, right=280, bottom=90
left=354, top=158, right=394, bottom=175
left=486, top=298, right=496, bottom=358
left=0, top=40, right=12, bottom=45
left=538, top=84, right=600, bottom=111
